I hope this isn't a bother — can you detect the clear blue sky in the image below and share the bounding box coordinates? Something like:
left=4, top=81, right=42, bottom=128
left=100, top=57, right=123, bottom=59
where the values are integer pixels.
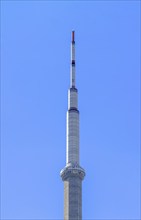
left=1, top=1, right=140, bottom=220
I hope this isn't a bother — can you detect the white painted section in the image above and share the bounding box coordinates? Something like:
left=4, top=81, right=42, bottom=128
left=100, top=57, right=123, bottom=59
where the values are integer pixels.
left=66, top=111, right=79, bottom=164
left=68, top=89, right=78, bottom=109
left=71, top=44, right=75, bottom=61
left=70, top=64, right=75, bottom=87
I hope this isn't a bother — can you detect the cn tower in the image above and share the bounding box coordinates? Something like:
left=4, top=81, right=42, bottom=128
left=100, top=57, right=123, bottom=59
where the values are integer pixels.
left=60, top=31, right=85, bottom=220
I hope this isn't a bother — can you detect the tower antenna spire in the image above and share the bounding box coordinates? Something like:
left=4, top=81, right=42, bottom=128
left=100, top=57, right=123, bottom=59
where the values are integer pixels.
left=71, top=30, right=76, bottom=87
left=60, top=31, right=85, bottom=220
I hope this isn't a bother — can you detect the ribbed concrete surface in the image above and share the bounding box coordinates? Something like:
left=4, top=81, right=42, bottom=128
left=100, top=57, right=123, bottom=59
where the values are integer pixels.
left=68, top=89, right=78, bottom=109
left=64, top=177, right=82, bottom=220
left=66, top=110, right=79, bottom=164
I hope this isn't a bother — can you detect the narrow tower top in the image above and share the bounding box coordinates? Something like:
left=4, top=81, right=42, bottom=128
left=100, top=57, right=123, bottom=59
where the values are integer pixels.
left=70, top=30, right=76, bottom=88
left=72, top=31, right=75, bottom=43
left=60, top=32, right=85, bottom=220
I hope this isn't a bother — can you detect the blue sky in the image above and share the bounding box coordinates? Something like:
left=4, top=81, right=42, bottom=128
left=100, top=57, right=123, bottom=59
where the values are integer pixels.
left=1, top=1, right=140, bottom=220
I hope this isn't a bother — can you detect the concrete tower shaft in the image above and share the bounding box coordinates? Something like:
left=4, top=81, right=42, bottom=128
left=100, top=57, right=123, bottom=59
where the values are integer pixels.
left=60, top=31, right=85, bottom=220
left=67, top=31, right=79, bottom=164
left=66, top=108, right=79, bottom=164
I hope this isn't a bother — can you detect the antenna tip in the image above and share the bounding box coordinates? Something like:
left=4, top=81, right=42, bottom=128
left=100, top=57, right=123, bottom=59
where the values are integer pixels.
left=72, top=31, right=75, bottom=42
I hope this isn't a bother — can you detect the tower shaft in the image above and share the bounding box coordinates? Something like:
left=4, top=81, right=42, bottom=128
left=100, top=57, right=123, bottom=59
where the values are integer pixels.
left=61, top=31, right=85, bottom=220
